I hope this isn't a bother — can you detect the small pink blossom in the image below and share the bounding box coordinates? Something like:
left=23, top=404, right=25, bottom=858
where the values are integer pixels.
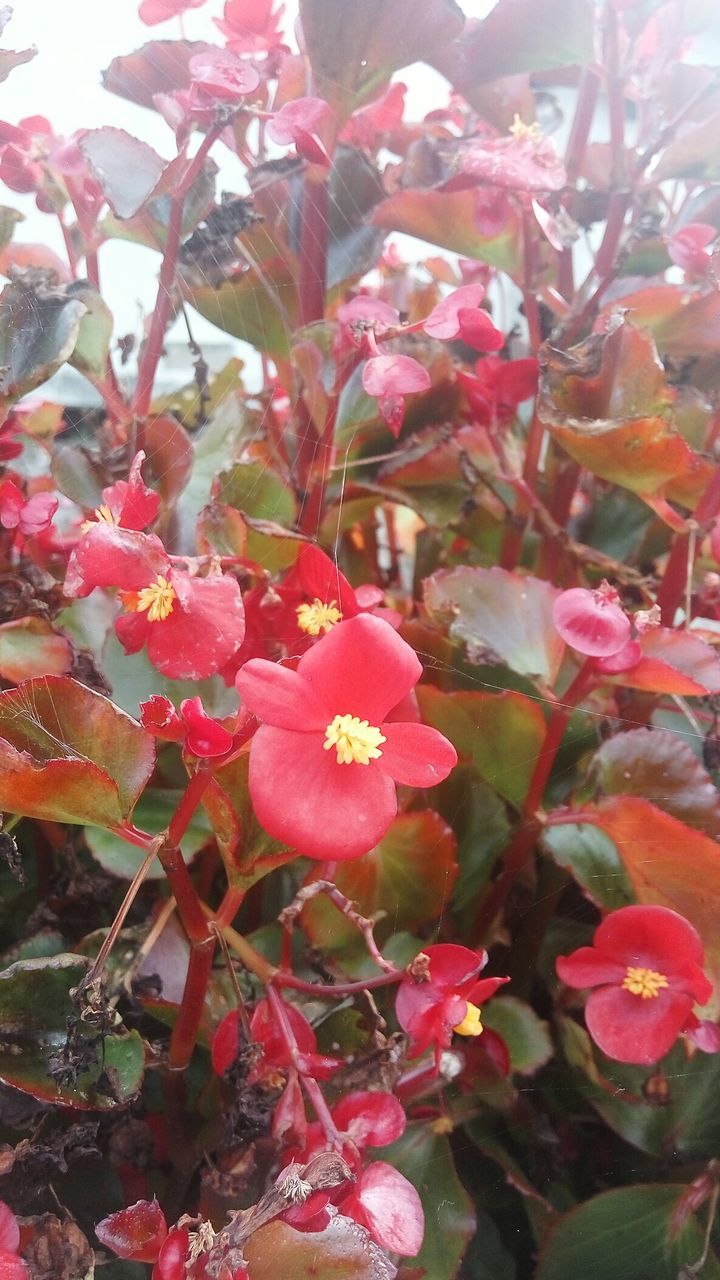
left=362, top=353, right=431, bottom=437
left=553, top=585, right=631, bottom=658
left=188, top=49, right=260, bottom=103
left=267, top=97, right=331, bottom=165
left=423, top=284, right=504, bottom=351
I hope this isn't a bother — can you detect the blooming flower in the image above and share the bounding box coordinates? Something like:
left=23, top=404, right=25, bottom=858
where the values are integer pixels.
left=458, top=355, right=538, bottom=426
left=459, top=119, right=566, bottom=192
left=139, top=0, right=206, bottom=26
left=423, top=284, right=504, bottom=352
left=362, top=353, right=431, bottom=437
left=556, top=904, right=715, bottom=1064
left=275, top=544, right=400, bottom=645
left=64, top=525, right=245, bottom=680
left=215, top=0, right=285, bottom=52
left=0, top=478, right=57, bottom=537
left=267, top=97, right=331, bottom=166
left=188, top=49, right=260, bottom=103
left=82, top=450, right=160, bottom=532
left=235, top=614, right=457, bottom=859
left=552, top=584, right=631, bottom=658
left=140, top=694, right=235, bottom=758
left=396, top=943, right=508, bottom=1065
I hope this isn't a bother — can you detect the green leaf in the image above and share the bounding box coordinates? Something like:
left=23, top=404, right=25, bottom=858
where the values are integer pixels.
left=217, top=459, right=300, bottom=570
left=0, top=617, right=72, bottom=682
left=86, top=789, right=213, bottom=880
left=482, top=997, right=553, bottom=1075
left=372, top=187, right=522, bottom=275
left=67, top=281, right=114, bottom=381
left=299, top=0, right=464, bottom=121
left=592, top=727, right=720, bottom=839
left=0, top=206, right=23, bottom=253
left=380, top=1123, right=475, bottom=1280
left=536, top=1184, right=720, bottom=1280
left=542, top=823, right=634, bottom=911
left=435, top=0, right=593, bottom=87
left=0, top=272, right=86, bottom=401
left=0, top=676, right=155, bottom=827
left=244, top=1218, right=397, bottom=1280
left=0, top=954, right=144, bottom=1108
left=424, top=566, right=564, bottom=684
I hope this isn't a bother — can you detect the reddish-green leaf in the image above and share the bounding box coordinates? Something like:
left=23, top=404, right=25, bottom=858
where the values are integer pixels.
left=102, top=40, right=213, bottom=111
left=372, top=187, right=522, bottom=275
left=434, top=0, right=593, bottom=88
left=0, top=618, right=72, bottom=683
left=613, top=627, right=720, bottom=695
left=424, top=566, right=564, bottom=683
left=0, top=676, right=155, bottom=827
left=244, top=1217, right=397, bottom=1280
left=592, top=727, right=720, bottom=839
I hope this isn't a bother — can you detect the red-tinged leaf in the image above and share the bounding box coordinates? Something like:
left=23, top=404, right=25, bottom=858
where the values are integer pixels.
left=96, top=1200, right=167, bottom=1263
left=0, top=676, right=155, bottom=827
left=379, top=1124, right=475, bottom=1280
left=372, top=187, right=522, bottom=276
left=299, top=0, right=464, bottom=123
left=592, top=727, right=720, bottom=840
left=0, top=241, right=71, bottom=280
left=376, top=423, right=496, bottom=525
left=0, top=955, right=145, bottom=1108
left=608, top=284, right=720, bottom=357
left=0, top=617, right=72, bottom=683
left=144, top=413, right=193, bottom=507
left=243, top=1216, right=397, bottom=1280
left=589, top=797, right=720, bottom=996
left=434, top=0, right=592, bottom=89
left=79, top=128, right=167, bottom=220
left=424, top=565, right=565, bottom=683
left=611, top=627, right=720, bottom=696
left=102, top=40, right=214, bottom=111
left=302, top=810, right=458, bottom=955
left=197, top=503, right=248, bottom=558
left=539, top=412, right=698, bottom=501
left=181, top=256, right=299, bottom=358
left=416, top=686, right=546, bottom=808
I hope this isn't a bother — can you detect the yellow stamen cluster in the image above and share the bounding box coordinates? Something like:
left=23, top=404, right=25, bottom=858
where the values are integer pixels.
left=81, top=504, right=119, bottom=533
left=453, top=1002, right=484, bottom=1037
left=296, top=598, right=342, bottom=635
left=134, top=575, right=177, bottom=622
left=509, top=113, right=543, bottom=143
left=324, top=713, right=386, bottom=765
left=621, top=966, right=669, bottom=1000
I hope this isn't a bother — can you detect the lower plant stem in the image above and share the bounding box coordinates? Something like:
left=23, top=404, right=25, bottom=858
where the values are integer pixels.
left=657, top=464, right=720, bottom=624
left=168, top=939, right=216, bottom=1070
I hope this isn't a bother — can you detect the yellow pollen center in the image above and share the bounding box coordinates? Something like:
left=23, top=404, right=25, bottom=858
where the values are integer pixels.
left=296, top=598, right=343, bottom=636
left=509, top=113, right=543, bottom=143
left=453, top=1002, right=484, bottom=1037
left=134, top=575, right=177, bottom=622
left=621, top=966, right=669, bottom=1000
left=323, top=713, right=386, bottom=765
left=81, top=504, right=119, bottom=532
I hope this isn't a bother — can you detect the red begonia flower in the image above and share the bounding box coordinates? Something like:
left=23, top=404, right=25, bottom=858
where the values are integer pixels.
left=139, top=0, right=205, bottom=25
left=423, top=285, right=504, bottom=352
left=215, top=0, right=285, bottom=52
left=0, top=1206, right=19, bottom=1256
left=553, top=585, right=631, bottom=657
left=267, top=97, right=331, bottom=165
left=458, top=355, right=538, bottom=425
left=556, top=904, right=714, bottom=1065
left=88, top=451, right=160, bottom=531
left=212, top=998, right=340, bottom=1081
left=188, top=49, right=260, bottom=102
left=96, top=1199, right=168, bottom=1263
left=276, top=544, right=401, bottom=646
left=0, top=478, right=57, bottom=537
left=340, top=82, right=407, bottom=150
left=362, top=353, right=431, bottom=438
left=65, top=525, right=245, bottom=680
left=667, top=223, right=716, bottom=279
left=396, top=944, right=509, bottom=1063
left=140, top=694, right=234, bottom=758
left=235, top=615, right=457, bottom=859
left=460, top=121, right=566, bottom=192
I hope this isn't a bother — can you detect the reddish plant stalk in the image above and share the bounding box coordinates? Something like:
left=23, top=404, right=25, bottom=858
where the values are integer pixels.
left=168, top=940, right=216, bottom=1070
left=657, top=464, right=720, bottom=624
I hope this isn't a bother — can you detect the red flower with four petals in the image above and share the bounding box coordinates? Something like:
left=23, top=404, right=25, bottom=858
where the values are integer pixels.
left=396, top=943, right=508, bottom=1065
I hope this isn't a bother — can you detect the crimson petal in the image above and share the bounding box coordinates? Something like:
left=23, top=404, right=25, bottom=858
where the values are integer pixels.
left=585, top=984, right=694, bottom=1065
left=379, top=721, right=457, bottom=787
left=298, top=614, right=422, bottom=723
left=236, top=659, right=329, bottom=730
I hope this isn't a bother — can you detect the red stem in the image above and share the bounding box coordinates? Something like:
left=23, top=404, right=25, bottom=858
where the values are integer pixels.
left=657, top=464, right=720, bottom=624
left=276, top=969, right=401, bottom=998
left=168, top=767, right=212, bottom=847
left=168, top=940, right=216, bottom=1070
left=298, top=173, right=328, bottom=328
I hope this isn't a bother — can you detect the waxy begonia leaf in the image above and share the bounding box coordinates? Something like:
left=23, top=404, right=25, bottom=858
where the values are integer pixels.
left=424, top=566, right=564, bottom=683
left=143, top=413, right=193, bottom=507
left=536, top=1184, right=720, bottom=1280
left=434, top=0, right=592, bottom=88
left=0, top=955, right=144, bottom=1108
left=417, top=686, right=546, bottom=809
left=244, top=1218, right=397, bottom=1280
left=542, top=823, right=633, bottom=912
left=482, top=997, right=553, bottom=1075
left=372, top=188, right=522, bottom=276
left=217, top=459, right=299, bottom=569
left=299, top=0, right=464, bottom=121
left=0, top=273, right=86, bottom=401
left=302, top=810, right=458, bottom=955
left=103, top=40, right=213, bottom=110
left=79, top=129, right=167, bottom=221
left=592, top=728, right=720, bottom=840
left=381, top=1124, right=475, bottom=1280
left=0, top=676, right=155, bottom=827
left=0, top=617, right=72, bottom=683
left=607, top=284, right=720, bottom=358
left=67, top=282, right=114, bottom=382
left=182, top=254, right=298, bottom=358
left=612, top=627, right=720, bottom=695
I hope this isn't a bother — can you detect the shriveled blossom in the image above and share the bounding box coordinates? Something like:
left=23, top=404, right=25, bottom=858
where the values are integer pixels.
left=362, top=353, right=431, bottom=437
left=267, top=97, right=331, bottom=165
left=215, top=0, right=285, bottom=52
left=235, top=614, right=457, bottom=859
left=282, top=1091, right=424, bottom=1257
left=64, top=525, right=245, bottom=680
left=423, top=284, right=504, bottom=352
left=396, top=944, right=508, bottom=1065
left=82, top=450, right=160, bottom=532
left=553, top=584, right=631, bottom=657
left=556, top=905, right=715, bottom=1065
left=138, top=0, right=206, bottom=26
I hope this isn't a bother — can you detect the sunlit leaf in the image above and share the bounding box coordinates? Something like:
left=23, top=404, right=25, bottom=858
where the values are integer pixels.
left=244, top=1217, right=397, bottom=1280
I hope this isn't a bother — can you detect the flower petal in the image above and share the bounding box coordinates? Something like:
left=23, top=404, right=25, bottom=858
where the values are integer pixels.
left=379, top=721, right=457, bottom=787
left=593, top=904, right=706, bottom=986
left=298, top=614, right=422, bottom=723
left=585, top=984, right=693, bottom=1065
left=556, top=946, right=627, bottom=990
left=332, top=1091, right=406, bottom=1148
left=248, top=724, right=397, bottom=859
left=146, top=571, right=245, bottom=680
left=236, top=659, right=329, bottom=730
left=354, top=1162, right=424, bottom=1256
left=65, top=526, right=168, bottom=597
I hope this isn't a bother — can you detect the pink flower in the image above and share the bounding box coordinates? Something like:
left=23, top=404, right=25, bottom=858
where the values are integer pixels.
left=340, top=82, right=407, bottom=150
left=140, top=695, right=235, bottom=758
left=267, top=97, right=331, bottom=166
left=556, top=905, right=714, bottom=1065
left=362, top=353, right=431, bottom=437
left=84, top=451, right=159, bottom=532
left=211, top=998, right=339, bottom=1081
left=188, top=49, right=260, bottom=102
left=215, top=0, right=285, bottom=53
left=235, top=614, right=457, bottom=859
left=460, top=122, right=566, bottom=193
left=396, top=944, right=508, bottom=1064
left=0, top=478, right=57, bottom=537
left=423, top=284, right=505, bottom=352
left=553, top=585, right=631, bottom=657
left=139, top=0, right=206, bottom=26
left=458, top=355, right=538, bottom=426
left=667, top=223, right=716, bottom=279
